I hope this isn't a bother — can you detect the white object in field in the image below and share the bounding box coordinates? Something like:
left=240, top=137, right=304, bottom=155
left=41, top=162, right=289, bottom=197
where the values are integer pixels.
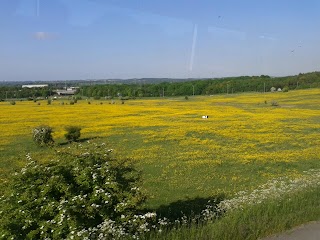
left=202, top=116, right=209, bottom=119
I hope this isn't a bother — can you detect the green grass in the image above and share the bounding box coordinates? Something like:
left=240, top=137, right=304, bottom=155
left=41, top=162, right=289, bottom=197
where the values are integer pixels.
left=145, top=186, right=320, bottom=240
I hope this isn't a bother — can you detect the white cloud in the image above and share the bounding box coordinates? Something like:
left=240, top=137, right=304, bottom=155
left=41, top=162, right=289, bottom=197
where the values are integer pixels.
left=259, top=35, right=277, bottom=41
left=33, top=32, right=58, bottom=40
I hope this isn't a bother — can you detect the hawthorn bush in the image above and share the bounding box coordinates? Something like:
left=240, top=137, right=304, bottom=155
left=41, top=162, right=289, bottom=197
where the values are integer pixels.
left=32, top=126, right=54, bottom=147
left=0, top=143, right=156, bottom=239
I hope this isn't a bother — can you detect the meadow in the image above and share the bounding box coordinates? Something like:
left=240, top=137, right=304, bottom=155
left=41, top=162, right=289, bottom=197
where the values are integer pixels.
left=1, top=88, right=320, bottom=211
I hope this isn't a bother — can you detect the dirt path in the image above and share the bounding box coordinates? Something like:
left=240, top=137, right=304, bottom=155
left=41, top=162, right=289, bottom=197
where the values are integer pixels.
left=262, top=221, right=320, bottom=240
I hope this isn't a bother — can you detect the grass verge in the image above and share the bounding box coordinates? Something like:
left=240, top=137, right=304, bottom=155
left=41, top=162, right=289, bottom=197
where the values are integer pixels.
left=145, top=185, right=320, bottom=240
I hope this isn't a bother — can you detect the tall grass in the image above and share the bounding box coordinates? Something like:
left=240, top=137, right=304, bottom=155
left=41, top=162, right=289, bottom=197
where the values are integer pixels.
left=146, top=186, right=320, bottom=240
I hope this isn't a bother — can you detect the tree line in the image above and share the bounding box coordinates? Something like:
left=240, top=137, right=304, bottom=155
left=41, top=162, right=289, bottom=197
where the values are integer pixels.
left=1, top=72, right=320, bottom=100
left=79, top=72, right=320, bottom=98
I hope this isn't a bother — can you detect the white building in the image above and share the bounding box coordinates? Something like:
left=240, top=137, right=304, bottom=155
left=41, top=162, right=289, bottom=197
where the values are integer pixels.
left=55, top=87, right=79, bottom=96
left=22, top=84, right=48, bottom=88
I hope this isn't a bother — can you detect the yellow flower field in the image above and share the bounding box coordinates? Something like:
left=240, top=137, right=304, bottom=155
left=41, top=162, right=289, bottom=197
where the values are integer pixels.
left=0, top=89, right=319, bottom=207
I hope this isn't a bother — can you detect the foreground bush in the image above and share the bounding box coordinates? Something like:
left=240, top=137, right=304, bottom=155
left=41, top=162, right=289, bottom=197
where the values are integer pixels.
left=32, top=125, right=54, bottom=147
left=0, top=143, right=156, bottom=239
left=64, top=126, right=81, bottom=142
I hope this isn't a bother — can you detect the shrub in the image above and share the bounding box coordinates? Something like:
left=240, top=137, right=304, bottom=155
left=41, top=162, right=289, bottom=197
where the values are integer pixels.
left=60, top=101, right=64, bottom=105
left=32, top=126, right=54, bottom=147
left=185, top=96, right=189, bottom=100
left=283, top=86, right=289, bottom=92
left=271, top=100, right=279, bottom=106
left=0, top=143, right=156, bottom=239
left=47, top=99, right=52, bottom=105
left=64, top=126, right=81, bottom=142
left=10, top=101, right=16, bottom=105
left=69, top=100, right=75, bottom=105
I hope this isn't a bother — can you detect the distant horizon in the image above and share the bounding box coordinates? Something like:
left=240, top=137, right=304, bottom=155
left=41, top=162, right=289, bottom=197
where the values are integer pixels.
left=1, top=70, right=317, bottom=83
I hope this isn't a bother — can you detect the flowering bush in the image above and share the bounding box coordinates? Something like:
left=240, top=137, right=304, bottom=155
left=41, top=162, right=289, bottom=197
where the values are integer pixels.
left=32, top=126, right=54, bottom=147
left=0, top=143, right=156, bottom=239
left=217, top=169, right=320, bottom=212
left=64, top=126, right=81, bottom=142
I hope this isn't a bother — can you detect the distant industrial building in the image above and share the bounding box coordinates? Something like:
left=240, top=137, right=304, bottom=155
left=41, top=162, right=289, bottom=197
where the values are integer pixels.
left=55, top=87, right=79, bottom=95
left=22, top=84, right=48, bottom=88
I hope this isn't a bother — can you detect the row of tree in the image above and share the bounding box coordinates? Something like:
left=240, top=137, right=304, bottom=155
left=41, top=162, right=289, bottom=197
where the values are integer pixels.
left=79, top=72, right=320, bottom=98
left=0, top=87, right=53, bottom=100
left=1, top=72, right=320, bottom=100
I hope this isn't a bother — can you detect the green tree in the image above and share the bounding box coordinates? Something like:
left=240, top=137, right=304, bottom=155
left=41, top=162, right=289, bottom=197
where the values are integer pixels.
left=0, top=143, right=156, bottom=239
left=64, top=126, right=81, bottom=142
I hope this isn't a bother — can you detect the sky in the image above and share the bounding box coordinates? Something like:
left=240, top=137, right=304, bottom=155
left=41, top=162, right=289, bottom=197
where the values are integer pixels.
left=1, top=0, right=320, bottom=81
